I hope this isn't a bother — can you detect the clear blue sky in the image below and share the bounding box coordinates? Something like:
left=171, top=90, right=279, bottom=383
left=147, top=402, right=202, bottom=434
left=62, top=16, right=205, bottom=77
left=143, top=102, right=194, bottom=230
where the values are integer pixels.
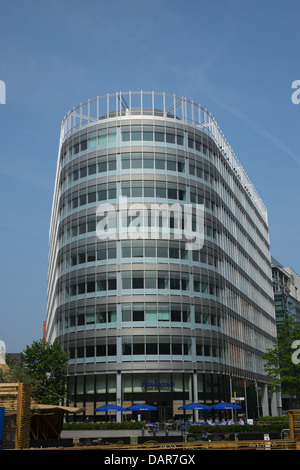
left=0, top=0, right=299, bottom=352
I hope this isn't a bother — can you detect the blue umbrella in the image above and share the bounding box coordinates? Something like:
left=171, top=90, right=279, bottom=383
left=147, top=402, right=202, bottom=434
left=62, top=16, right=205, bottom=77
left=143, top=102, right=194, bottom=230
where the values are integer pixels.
left=127, top=403, right=158, bottom=411
left=95, top=404, right=127, bottom=412
left=211, top=402, right=241, bottom=410
left=178, top=402, right=211, bottom=410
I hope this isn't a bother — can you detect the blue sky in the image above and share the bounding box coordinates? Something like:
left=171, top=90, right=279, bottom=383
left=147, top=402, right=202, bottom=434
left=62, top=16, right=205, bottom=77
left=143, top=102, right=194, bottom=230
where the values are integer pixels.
left=0, top=0, right=299, bottom=352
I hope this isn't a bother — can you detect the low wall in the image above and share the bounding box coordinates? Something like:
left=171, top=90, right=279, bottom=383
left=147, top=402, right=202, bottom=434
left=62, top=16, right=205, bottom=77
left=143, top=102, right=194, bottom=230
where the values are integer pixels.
left=61, top=429, right=142, bottom=439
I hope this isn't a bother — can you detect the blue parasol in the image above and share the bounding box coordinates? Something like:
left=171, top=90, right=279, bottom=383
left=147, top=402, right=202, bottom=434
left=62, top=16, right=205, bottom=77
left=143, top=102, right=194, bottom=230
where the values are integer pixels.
left=178, top=402, right=211, bottom=410
left=211, top=402, right=242, bottom=410
left=127, top=403, right=158, bottom=411
left=95, top=404, right=127, bottom=412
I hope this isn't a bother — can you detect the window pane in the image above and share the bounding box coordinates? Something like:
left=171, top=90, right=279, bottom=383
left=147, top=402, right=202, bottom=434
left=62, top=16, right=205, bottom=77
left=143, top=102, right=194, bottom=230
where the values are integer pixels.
left=133, top=277, right=144, bottom=289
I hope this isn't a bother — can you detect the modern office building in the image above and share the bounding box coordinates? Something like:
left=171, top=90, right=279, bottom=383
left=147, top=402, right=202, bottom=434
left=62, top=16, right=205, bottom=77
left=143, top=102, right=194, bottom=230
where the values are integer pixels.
left=46, top=91, right=277, bottom=421
left=271, top=257, right=300, bottom=326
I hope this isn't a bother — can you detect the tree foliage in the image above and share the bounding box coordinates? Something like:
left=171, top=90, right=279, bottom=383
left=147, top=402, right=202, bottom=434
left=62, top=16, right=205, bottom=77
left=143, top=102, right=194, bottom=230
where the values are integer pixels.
left=19, top=340, right=69, bottom=404
left=263, top=317, right=300, bottom=397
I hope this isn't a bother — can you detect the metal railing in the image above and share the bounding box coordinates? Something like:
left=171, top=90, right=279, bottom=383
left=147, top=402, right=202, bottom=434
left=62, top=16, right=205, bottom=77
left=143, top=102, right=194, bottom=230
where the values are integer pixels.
left=58, top=91, right=267, bottom=222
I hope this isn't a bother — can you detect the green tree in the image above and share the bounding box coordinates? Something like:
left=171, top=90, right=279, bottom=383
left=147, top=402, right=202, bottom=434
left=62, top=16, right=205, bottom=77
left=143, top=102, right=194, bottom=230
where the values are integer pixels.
left=0, top=354, right=36, bottom=386
left=20, top=340, right=69, bottom=405
left=263, top=317, right=300, bottom=406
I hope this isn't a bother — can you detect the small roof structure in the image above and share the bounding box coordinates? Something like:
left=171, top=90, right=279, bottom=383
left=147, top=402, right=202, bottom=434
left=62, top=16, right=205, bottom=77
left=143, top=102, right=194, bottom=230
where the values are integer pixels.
left=30, top=404, right=81, bottom=440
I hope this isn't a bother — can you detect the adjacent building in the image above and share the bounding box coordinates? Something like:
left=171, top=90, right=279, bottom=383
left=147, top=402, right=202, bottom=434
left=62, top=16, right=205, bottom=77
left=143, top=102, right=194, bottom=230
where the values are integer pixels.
left=271, top=257, right=300, bottom=326
left=46, top=91, right=277, bottom=421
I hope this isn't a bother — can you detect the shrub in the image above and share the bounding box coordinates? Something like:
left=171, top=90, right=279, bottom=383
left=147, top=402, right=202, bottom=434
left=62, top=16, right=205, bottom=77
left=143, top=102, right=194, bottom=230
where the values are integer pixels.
left=63, top=421, right=144, bottom=430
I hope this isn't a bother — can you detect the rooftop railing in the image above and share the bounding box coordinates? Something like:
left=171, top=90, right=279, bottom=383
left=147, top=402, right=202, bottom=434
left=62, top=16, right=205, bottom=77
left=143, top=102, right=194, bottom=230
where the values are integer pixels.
left=59, top=91, right=267, bottom=222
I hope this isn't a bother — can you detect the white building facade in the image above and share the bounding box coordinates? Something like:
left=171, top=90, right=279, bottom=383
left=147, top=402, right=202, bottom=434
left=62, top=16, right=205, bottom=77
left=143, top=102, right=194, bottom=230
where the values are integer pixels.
left=46, top=92, right=277, bottom=421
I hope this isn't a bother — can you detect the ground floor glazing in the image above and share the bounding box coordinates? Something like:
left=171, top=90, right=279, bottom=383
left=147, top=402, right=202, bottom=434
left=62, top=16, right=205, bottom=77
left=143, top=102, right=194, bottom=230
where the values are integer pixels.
left=66, top=371, right=271, bottom=422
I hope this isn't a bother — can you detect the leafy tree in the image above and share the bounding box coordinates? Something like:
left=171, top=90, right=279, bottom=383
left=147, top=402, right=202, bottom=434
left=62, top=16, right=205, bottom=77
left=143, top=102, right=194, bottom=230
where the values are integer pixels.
left=263, top=317, right=300, bottom=405
left=20, top=340, right=69, bottom=405
left=0, top=354, right=37, bottom=386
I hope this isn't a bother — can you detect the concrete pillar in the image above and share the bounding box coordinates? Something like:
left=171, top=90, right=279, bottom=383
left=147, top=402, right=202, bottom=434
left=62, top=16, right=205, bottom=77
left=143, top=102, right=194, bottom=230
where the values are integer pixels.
left=116, top=371, right=122, bottom=422
left=193, top=371, right=198, bottom=422
left=261, top=383, right=269, bottom=417
left=270, top=390, right=282, bottom=416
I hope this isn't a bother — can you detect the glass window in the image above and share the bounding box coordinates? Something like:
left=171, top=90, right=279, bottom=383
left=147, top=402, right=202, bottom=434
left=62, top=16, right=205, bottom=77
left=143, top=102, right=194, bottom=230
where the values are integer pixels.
left=79, top=194, right=86, bottom=206
left=133, top=309, right=144, bottom=322
left=79, top=222, right=85, bottom=235
left=108, top=130, right=116, bottom=144
left=157, top=244, right=168, bottom=258
left=172, top=342, right=182, bottom=355
left=81, top=140, right=87, bottom=151
left=159, top=341, right=170, bottom=354
left=132, top=243, right=143, bottom=257
left=145, top=242, right=156, bottom=257
left=96, top=309, right=106, bottom=323
left=98, top=132, right=107, bottom=146
left=85, top=307, right=95, bottom=325
left=131, top=129, right=141, bottom=140
left=177, top=134, right=184, bottom=146
left=146, top=342, right=158, bottom=355
left=167, top=159, right=176, bottom=171
left=89, top=137, right=97, bottom=148
left=122, top=131, right=130, bottom=141
left=88, top=191, right=96, bottom=203
left=122, top=275, right=131, bottom=289
left=144, top=185, right=154, bottom=197
left=98, top=161, right=107, bottom=173
left=87, top=247, right=96, bottom=262
left=155, top=158, right=165, bottom=169
left=155, top=131, right=164, bottom=142
left=133, top=343, right=144, bottom=354
left=132, top=185, right=142, bottom=197
left=122, top=305, right=131, bottom=322
left=145, top=271, right=156, bottom=289
left=158, top=304, right=169, bottom=321
left=121, top=156, right=130, bottom=169
left=108, top=278, right=116, bottom=290
left=122, top=243, right=131, bottom=258
left=122, top=341, right=132, bottom=355
left=80, top=166, right=87, bottom=178
left=88, top=163, right=97, bottom=175
left=158, top=274, right=168, bottom=289
left=166, top=133, right=175, bottom=143
left=143, top=130, right=153, bottom=141
left=171, top=308, right=181, bottom=322
left=178, top=161, right=185, bottom=173
left=156, top=186, right=166, bottom=198
left=87, top=219, right=96, bottom=232
left=170, top=278, right=180, bottom=290
left=98, top=189, right=107, bottom=201
left=133, top=277, right=144, bottom=289
left=132, top=156, right=142, bottom=169
left=108, top=159, right=116, bottom=171
left=168, top=188, right=177, bottom=199
left=121, top=185, right=130, bottom=197
left=96, top=344, right=106, bottom=356
left=97, top=279, right=106, bottom=291
left=145, top=304, right=157, bottom=321
left=108, top=310, right=116, bottom=322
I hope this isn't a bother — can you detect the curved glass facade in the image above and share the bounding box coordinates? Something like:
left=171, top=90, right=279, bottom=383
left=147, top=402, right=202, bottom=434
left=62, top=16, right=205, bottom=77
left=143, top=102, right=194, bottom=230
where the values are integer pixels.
left=47, top=92, right=277, bottom=420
